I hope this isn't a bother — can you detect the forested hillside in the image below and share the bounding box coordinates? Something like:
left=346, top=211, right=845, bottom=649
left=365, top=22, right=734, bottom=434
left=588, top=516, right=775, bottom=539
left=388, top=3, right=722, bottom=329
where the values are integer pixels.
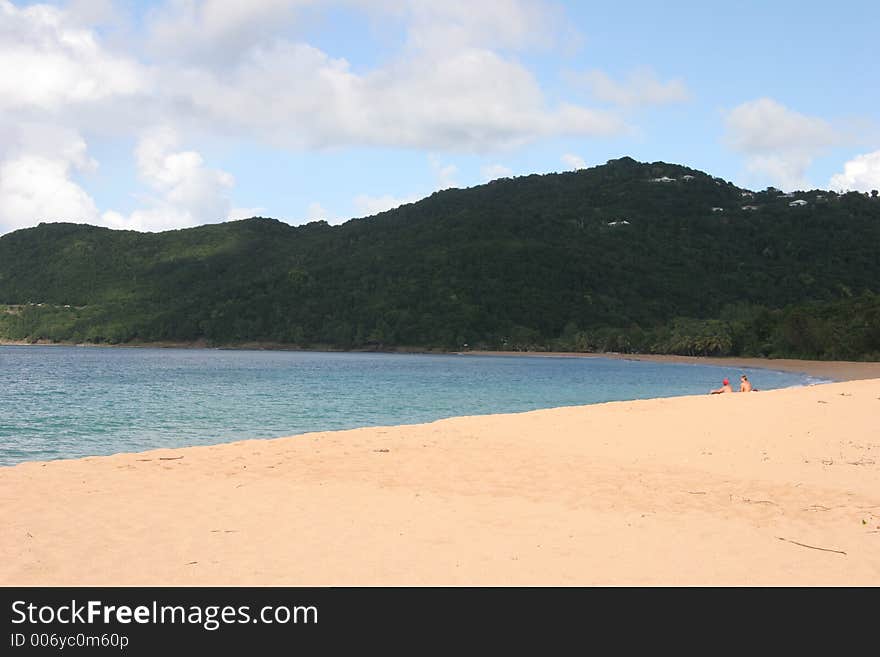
left=1, top=157, right=878, bottom=359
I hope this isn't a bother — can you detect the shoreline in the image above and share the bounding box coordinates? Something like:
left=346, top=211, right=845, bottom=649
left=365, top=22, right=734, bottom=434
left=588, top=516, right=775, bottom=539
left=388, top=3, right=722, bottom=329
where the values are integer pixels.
left=0, top=339, right=449, bottom=354
left=459, top=351, right=880, bottom=382
left=4, top=339, right=879, bottom=382
left=2, top=378, right=878, bottom=585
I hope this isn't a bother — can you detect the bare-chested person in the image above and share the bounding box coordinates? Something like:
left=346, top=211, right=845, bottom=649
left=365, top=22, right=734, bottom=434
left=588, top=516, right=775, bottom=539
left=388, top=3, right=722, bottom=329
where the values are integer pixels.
left=710, top=378, right=734, bottom=394
left=740, top=374, right=754, bottom=392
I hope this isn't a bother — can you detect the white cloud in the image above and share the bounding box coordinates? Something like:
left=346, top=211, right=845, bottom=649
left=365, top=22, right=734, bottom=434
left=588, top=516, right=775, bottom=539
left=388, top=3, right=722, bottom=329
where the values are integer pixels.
left=0, top=124, right=100, bottom=233
left=481, top=163, right=513, bottom=181
left=829, top=151, right=880, bottom=192
left=0, top=0, right=629, bottom=233
left=0, top=0, right=615, bottom=157
left=429, top=156, right=458, bottom=189
left=726, top=98, right=838, bottom=153
left=576, top=68, right=690, bottom=107
left=1, top=123, right=98, bottom=173
left=162, top=42, right=625, bottom=151
left=353, top=194, right=418, bottom=216
left=135, top=1, right=611, bottom=151
left=0, top=155, right=99, bottom=233
left=0, top=0, right=146, bottom=112
left=724, top=98, right=841, bottom=190
left=305, top=201, right=330, bottom=221
left=145, top=0, right=306, bottom=66
left=561, top=153, right=586, bottom=170
left=131, top=1, right=618, bottom=151
left=0, top=121, right=248, bottom=234
left=66, top=0, right=120, bottom=26
left=102, top=127, right=237, bottom=232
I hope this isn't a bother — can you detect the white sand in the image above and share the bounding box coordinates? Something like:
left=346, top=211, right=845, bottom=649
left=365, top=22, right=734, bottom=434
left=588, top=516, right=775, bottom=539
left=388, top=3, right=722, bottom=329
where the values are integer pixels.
left=2, top=378, right=878, bottom=586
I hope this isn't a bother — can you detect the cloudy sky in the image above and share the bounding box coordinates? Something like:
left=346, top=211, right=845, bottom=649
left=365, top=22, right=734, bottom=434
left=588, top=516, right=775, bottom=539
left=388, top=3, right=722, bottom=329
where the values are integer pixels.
left=1, top=0, right=878, bottom=234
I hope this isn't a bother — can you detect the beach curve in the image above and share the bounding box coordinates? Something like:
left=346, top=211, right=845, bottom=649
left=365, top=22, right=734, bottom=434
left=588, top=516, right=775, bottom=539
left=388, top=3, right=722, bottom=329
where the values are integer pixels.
left=2, top=377, right=878, bottom=586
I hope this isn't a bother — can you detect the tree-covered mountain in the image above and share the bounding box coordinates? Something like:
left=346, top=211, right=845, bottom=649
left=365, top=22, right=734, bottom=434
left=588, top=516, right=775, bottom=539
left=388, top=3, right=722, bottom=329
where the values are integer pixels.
left=1, top=156, right=879, bottom=359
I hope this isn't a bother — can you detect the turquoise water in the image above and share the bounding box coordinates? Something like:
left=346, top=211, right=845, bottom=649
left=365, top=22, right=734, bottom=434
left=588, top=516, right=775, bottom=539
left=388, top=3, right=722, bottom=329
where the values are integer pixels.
left=0, top=346, right=817, bottom=465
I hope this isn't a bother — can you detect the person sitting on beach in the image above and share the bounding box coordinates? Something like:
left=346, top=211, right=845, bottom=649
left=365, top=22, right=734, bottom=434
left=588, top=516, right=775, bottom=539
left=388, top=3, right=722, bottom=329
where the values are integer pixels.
left=709, top=378, right=734, bottom=394
left=739, top=374, right=754, bottom=392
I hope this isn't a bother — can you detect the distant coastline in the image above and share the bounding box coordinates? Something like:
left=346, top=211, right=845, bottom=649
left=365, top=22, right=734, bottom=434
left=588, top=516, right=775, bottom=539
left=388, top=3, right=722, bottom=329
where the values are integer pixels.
left=4, top=338, right=879, bottom=382
left=4, top=166, right=880, bottom=364
left=459, top=350, right=880, bottom=382
left=0, top=338, right=446, bottom=354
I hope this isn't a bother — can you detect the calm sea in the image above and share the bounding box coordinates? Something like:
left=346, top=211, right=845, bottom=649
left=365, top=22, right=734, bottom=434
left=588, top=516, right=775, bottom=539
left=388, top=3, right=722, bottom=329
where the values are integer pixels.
left=0, top=346, right=818, bottom=465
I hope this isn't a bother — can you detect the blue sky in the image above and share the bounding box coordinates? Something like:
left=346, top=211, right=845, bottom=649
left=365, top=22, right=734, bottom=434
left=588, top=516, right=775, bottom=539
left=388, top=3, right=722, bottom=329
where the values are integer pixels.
left=1, top=0, right=878, bottom=234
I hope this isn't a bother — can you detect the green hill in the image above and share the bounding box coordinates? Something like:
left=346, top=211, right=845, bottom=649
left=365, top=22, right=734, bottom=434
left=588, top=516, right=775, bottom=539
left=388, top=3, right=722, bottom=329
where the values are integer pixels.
left=1, top=156, right=879, bottom=359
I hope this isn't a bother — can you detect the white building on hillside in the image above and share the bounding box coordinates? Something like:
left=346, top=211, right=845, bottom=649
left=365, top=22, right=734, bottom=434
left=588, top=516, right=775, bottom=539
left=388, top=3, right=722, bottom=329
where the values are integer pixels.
left=789, top=199, right=808, bottom=207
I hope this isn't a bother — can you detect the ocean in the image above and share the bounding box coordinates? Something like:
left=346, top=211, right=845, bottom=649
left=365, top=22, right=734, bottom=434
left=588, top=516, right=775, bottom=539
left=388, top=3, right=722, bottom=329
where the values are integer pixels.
left=0, top=346, right=818, bottom=465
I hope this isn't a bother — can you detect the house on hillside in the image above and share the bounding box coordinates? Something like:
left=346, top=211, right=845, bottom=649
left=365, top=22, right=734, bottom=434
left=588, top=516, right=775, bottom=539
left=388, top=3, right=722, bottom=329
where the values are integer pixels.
left=740, top=191, right=754, bottom=198
left=651, top=176, right=676, bottom=183
left=607, top=219, right=631, bottom=226
left=741, top=205, right=760, bottom=211
left=711, top=207, right=724, bottom=212
left=682, top=175, right=695, bottom=181
left=789, top=199, right=808, bottom=207
left=781, top=192, right=795, bottom=198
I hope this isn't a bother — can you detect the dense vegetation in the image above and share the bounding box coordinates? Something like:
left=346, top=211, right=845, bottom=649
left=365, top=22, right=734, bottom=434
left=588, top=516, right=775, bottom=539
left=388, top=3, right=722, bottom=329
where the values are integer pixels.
left=1, top=157, right=878, bottom=359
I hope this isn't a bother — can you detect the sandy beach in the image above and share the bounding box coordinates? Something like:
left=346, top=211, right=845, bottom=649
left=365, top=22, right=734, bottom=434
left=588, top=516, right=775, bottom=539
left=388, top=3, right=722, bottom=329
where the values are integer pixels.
left=2, top=373, right=878, bottom=586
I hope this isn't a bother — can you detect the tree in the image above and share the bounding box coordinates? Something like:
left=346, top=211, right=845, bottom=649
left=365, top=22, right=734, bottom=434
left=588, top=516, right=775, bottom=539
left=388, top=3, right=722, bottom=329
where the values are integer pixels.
left=2, top=159, right=878, bottom=359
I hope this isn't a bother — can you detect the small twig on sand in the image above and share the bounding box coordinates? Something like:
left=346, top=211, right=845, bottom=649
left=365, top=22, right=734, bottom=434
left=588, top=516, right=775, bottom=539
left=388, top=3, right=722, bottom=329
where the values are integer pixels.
left=776, top=537, right=846, bottom=555
left=159, top=456, right=184, bottom=461
left=743, top=498, right=777, bottom=505
left=687, top=491, right=707, bottom=495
